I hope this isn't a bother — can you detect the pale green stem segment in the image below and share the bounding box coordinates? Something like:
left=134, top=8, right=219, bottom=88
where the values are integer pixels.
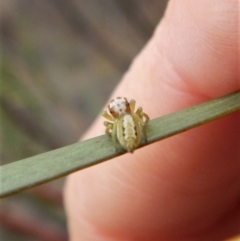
left=1, top=90, right=240, bottom=198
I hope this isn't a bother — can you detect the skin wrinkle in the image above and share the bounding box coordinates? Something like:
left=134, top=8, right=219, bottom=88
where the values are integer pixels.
left=123, top=150, right=239, bottom=200
left=106, top=164, right=153, bottom=202
left=186, top=0, right=237, bottom=42
left=107, top=150, right=186, bottom=204
left=151, top=151, right=240, bottom=199
left=153, top=24, right=208, bottom=98
left=130, top=37, right=208, bottom=119
left=154, top=44, right=193, bottom=98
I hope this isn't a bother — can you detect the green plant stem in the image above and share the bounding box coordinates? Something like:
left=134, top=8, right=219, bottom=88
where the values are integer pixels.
left=0, top=90, right=240, bottom=198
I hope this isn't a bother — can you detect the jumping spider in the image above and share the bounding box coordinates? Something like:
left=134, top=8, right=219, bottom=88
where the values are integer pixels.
left=102, top=97, right=149, bottom=153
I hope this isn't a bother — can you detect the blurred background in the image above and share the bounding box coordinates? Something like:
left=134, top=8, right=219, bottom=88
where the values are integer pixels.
left=1, top=0, right=168, bottom=240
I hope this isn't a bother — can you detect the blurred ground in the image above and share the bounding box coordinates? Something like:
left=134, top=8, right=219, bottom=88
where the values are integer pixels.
left=0, top=0, right=168, bottom=240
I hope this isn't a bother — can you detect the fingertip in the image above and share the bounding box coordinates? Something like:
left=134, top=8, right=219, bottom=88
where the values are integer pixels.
left=65, top=1, right=240, bottom=240
left=155, top=0, right=238, bottom=97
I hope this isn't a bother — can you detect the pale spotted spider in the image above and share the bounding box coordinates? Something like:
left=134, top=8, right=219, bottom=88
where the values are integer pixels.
left=102, top=97, right=149, bottom=153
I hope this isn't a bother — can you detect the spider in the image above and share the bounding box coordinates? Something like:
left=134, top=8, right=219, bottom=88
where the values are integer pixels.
left=102, top=97, right=149, bottom=153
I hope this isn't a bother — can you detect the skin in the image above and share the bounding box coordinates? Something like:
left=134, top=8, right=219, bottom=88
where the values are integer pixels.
left=64, top=0, right=240, bottom=240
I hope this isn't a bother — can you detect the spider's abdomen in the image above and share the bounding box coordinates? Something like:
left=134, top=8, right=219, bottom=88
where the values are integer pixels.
left=117, top=114, right=141, bottom=152
left=102, top=97, right=149, bottom=153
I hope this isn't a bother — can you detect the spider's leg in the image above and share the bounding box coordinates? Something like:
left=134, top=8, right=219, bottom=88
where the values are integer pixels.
left=135, top=108, right=149, bottom=143
left=102, top=110, right=114, bottom=121
left=142, top=112, right=149, bottom=124
left=111, top=121, right=118, bottom=150
left=104, top=121, right=113, bottom=136
left=129, top=99, right=136, bottom=113
left=135, top=107, right=142, bottom=117
left=136, top=107, right=149, bottom=124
